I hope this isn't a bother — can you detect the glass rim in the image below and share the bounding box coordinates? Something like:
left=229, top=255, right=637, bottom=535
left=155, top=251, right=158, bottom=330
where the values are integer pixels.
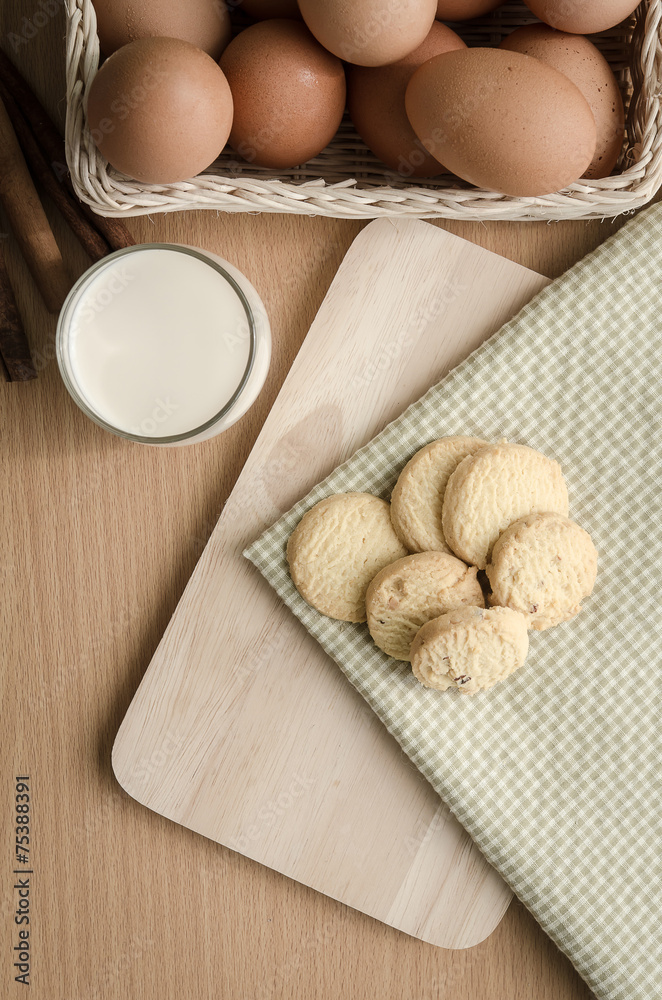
left=56, top=243, right=257, bottom=444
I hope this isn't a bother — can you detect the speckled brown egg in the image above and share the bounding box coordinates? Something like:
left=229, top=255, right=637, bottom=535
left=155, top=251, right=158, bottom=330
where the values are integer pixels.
left=298, top=0, right=437, bottom=67
left=86, top=37, right=233, bottom=183
left=347, top=22, right=465, bottom=177
left=219, top=19, right=346, bottom=169
left=436, top=0, right=501, bottom=18
left=405, top=47, right=597, bottom=196
left=241, top=0, right=301, bottom=18
left=523, top=0, right=640, bottom=34
left=501, top=24, right=625, bottom=179
left=92, top=0, right=231, bottom=59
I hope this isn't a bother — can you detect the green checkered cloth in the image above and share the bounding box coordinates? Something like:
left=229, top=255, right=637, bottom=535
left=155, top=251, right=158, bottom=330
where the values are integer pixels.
left=244, top=205, right=662, bottom=1000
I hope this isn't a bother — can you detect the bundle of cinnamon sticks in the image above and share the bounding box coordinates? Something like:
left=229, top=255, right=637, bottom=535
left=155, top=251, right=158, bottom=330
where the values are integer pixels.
left=0, top=49, right=135, bottom=382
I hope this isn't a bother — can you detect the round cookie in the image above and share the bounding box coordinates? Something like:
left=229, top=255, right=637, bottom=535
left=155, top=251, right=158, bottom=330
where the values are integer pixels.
left=286, top=492, right=408, bottom=623
left=390, top=436, right=486, bottom=553
left=442, top=442, right=569, bottom=569
left=486, top=512, right=598, bottom=631
left=410, top=606, right=529, bottom=695
left=366, top=552, right=484, bottom=661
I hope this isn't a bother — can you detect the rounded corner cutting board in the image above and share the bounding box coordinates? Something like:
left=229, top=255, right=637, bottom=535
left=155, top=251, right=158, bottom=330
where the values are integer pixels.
left=112, top=219, right=550, bottom=950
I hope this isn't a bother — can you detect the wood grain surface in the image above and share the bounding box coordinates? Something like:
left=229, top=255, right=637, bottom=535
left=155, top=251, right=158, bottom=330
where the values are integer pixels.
left=0, top=2, right=631, bottom=997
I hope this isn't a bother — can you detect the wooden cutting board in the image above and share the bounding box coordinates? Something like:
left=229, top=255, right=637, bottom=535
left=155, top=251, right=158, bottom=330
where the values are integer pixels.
left=112, top=220, right=549, bottom=949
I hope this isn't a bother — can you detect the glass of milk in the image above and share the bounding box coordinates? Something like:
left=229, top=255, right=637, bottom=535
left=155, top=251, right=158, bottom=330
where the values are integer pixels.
left=56, top=243, right=271, bottom=445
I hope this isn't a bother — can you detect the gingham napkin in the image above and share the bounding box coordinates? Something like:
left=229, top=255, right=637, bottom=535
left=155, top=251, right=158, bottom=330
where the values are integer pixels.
left=244, top=205, right=662, bottom=1000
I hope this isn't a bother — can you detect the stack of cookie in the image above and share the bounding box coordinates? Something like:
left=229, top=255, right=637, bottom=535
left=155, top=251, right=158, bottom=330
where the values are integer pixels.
left=287, top=439, right=597, bottom=696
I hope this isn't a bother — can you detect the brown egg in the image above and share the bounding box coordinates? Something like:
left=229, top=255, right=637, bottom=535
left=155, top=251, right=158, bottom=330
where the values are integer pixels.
left=87, top=37, right=233, bottom=183
left=92, top=0, right=231, bottom=59
left=347, top=22, right=465, bottom=177
left=219, top=20, right=346, bottom=169
left=405, top=48, right=597, bottom=196
left=436, top=0, right=501, bottom=18
left=240, top=0, right=301, bottom=18
left=298, top=0, right=437, bottom=67
left=501, top=25, right=624, bottom=179
left=523, top=0, right=640, bottom=34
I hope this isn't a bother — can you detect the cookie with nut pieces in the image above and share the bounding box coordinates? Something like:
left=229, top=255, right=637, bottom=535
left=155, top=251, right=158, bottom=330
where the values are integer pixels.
left=366, top=551, right=484, bottom=661
left=410, top=606, right=529, bottom=695
left=486, top=512, right=598, bottom=630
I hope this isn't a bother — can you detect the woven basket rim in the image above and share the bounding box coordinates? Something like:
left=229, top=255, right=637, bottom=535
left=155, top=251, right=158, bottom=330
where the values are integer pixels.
left=64, top=0, right=662, bottom=221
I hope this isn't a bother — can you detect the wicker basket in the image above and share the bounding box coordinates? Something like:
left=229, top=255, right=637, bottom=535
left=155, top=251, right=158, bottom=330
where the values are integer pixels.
left=65, top=0, right=662, bottom=221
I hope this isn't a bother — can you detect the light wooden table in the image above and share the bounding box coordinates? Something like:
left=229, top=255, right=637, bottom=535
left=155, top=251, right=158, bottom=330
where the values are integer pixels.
left=1, top=3, right=628, bottom=997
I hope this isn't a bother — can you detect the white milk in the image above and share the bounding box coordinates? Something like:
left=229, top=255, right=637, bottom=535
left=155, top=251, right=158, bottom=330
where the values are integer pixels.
left=59, top=246, right=270, bottom=443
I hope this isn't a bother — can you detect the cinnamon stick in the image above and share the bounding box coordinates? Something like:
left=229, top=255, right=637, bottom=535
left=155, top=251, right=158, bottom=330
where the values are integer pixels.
left=0, top=83, right=110, bottom=262
left=0, top=93, right=71, bottom=313
left=0, top=48, right=135, bottom=254
left=0, top=49, right=65, bottom=170
left=0, top=242, right=37, bottom=382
